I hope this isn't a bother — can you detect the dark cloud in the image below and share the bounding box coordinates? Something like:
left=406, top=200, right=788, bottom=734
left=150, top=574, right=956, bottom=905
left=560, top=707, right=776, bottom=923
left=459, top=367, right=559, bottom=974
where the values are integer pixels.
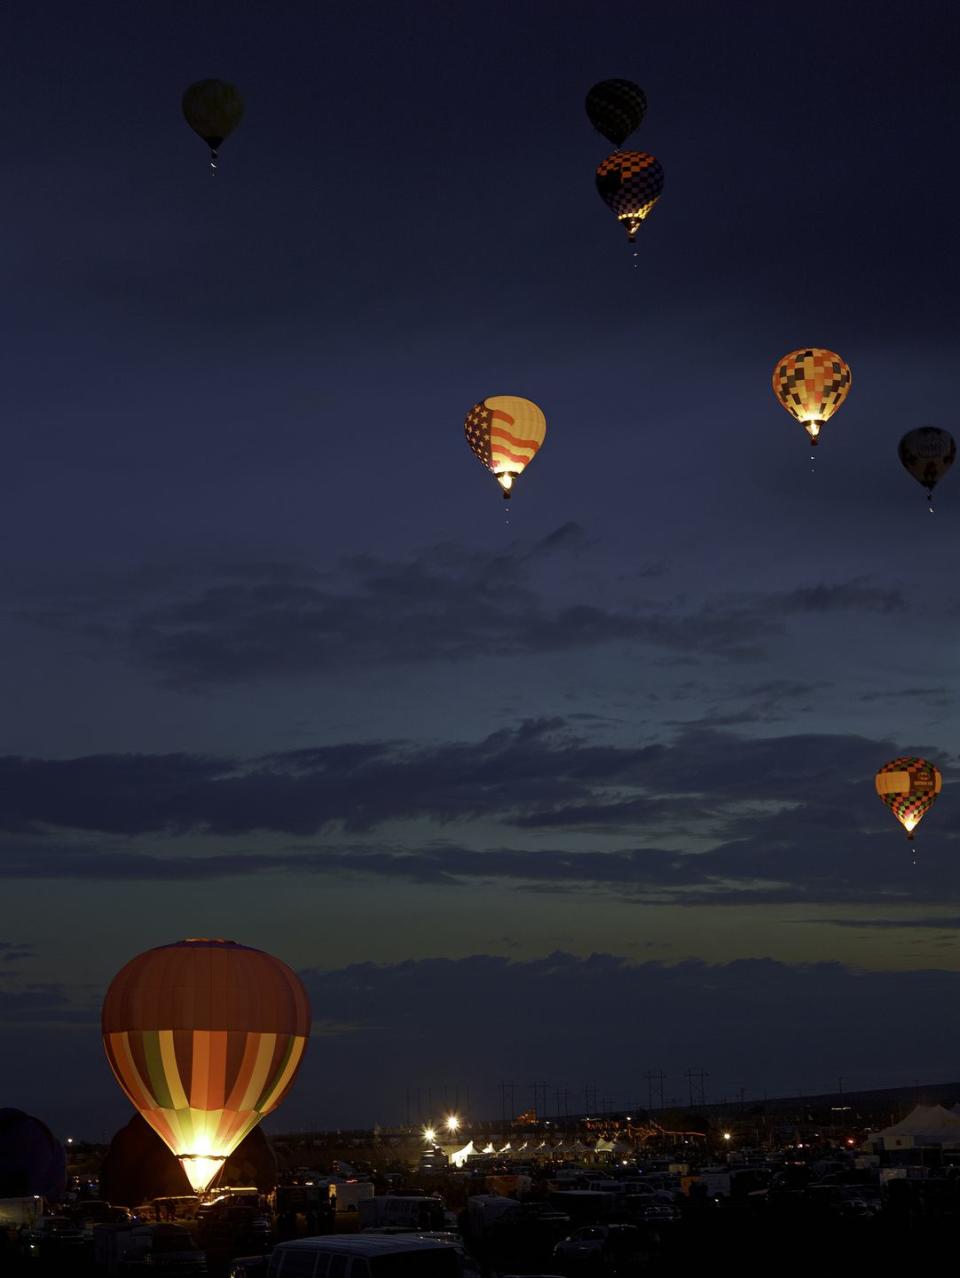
left=0, top=720, right=910, bottom=838
left=0, top=942, right=35, bottom=963
left=18, top=534, right=906, bottom=690
left=0, top=982, right=89, bottom=1024
left=807, top=917, right=960, bottom=931
left=0, top=721, right=952, bottom=907
left=286, top=953, right=960, bottom=1123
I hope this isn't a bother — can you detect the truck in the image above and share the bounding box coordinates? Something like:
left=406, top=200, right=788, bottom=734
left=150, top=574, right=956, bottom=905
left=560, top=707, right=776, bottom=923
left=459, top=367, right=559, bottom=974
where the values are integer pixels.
left=93, top=1222, right=207, bottom=1275
left=0, top=1197, right=44, bottom=1232
left=358, top=1195, right=447, bottom=1232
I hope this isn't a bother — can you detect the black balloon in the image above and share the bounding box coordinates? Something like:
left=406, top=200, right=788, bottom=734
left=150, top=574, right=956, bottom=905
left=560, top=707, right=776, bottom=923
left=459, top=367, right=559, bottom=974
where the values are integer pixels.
left=0, top=1108, right=66, bottom=1200
left=585, top=79, right=647, bottom=146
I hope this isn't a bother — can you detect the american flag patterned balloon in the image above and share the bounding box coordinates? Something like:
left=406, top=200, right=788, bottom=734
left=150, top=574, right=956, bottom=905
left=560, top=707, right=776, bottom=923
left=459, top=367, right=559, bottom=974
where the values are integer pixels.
left=465, top=396, right=546, bottom=499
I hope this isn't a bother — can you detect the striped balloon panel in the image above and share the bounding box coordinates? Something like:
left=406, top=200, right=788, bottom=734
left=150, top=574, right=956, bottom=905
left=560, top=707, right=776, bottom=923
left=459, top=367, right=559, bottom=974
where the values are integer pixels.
left=772, top=349, right=852, bottom=424
left=102, top=940, right=310, bottom=1037
left=104, top=1028, right=307, bottom=1157
left=485, top=396, right=545, bottom=475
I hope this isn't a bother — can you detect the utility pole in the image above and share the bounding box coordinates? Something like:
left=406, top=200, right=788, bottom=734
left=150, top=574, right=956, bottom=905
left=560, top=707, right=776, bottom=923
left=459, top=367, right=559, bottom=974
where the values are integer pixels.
left=686, top=1068, right=708, bottom=1108
left=645, top=1070, right=666, bottom=1113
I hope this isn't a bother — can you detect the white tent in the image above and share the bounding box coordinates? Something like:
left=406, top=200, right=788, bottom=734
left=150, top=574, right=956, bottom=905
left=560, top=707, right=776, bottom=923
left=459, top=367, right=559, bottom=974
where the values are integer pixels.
left=449, top=1140, right=478, bottom=1168
left=868, top=1104, right=960, bottom=1150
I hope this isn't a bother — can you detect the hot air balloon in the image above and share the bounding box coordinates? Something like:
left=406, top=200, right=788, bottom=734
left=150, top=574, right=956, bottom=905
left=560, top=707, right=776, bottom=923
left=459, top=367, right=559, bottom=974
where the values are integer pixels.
left=182, top=80, right=244, bottom=173
left=772, top=348, right=852, bottom=448
left=464, top=396, right=546, bottom=499
left=585, top=79, right=647, bottom=147
left=102, top=939, right=310, bottom=1194
left=596, top=152, right=664, bottom=242
left=898, top=426, right=956, bottom=511
left=875, top=757, right=942, bottom=840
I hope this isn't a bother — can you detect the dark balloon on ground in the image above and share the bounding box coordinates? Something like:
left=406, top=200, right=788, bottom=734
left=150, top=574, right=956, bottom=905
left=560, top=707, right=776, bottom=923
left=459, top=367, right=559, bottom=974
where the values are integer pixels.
left=99, top=1113, right=278, bottom=1207
left=0, top=1107, right=67, bottom=1199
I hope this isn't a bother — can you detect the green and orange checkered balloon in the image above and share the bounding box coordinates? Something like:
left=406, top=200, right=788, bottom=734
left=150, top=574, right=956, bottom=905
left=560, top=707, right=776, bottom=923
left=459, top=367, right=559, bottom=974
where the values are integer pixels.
left=875, top=757, right=942, bottom=840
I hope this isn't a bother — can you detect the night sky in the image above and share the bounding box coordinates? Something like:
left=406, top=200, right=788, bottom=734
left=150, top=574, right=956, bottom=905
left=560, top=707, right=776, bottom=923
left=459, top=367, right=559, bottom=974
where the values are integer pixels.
left=2, top=1, right=960, bottom=1138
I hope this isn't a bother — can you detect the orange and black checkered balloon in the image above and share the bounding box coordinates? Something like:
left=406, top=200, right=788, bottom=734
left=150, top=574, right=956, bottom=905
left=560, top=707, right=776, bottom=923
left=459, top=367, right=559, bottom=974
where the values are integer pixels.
left=772, top=348, right=852, bottom=445
left=875, top=757, right=942, bottom=840
left=586, top=79, right=647, bottom=147
left=596, top=151, right=664, bottom=242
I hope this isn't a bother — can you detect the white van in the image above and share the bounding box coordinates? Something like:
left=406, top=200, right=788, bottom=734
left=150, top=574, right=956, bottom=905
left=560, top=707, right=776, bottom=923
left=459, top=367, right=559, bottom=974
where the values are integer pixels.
left=266, top=1235, right=461, bottom=1278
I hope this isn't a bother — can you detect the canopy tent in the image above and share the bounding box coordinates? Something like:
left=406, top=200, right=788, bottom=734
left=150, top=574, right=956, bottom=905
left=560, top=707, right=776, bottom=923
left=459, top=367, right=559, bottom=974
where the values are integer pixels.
left=867, top=1104, right=960, bottom=1150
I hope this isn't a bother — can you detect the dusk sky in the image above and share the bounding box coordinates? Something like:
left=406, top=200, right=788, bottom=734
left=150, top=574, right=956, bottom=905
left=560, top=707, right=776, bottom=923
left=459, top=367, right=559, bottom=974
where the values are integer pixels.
left=2, top=0, right=960, bottom=1139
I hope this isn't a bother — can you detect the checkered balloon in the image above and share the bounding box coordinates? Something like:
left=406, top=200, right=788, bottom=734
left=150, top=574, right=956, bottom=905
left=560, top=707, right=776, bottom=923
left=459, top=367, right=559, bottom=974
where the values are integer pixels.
left=595, top=152, right=664, bottom=241
left=586, top=79, right=647, bottom=147
left=898, top=426, right=956, bottom=498
left=875, top=757, right=942, bottom=840
left=772, top=348, right=852, bottom=446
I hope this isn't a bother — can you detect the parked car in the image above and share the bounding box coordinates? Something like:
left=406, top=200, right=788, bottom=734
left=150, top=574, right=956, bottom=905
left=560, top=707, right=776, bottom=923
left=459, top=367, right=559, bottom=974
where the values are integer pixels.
left=554, top=1223, right=646, bottom=1268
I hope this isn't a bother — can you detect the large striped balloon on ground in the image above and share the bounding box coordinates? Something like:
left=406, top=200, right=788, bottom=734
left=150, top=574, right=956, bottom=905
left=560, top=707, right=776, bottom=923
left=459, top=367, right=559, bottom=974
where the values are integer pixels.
left=875, top=757, right=942, bottom=840
left=772, top=348, right=852, bottom=448
left=464, top=395, right=546, bottom=499
left=102, top=939, right=310, bottom=1193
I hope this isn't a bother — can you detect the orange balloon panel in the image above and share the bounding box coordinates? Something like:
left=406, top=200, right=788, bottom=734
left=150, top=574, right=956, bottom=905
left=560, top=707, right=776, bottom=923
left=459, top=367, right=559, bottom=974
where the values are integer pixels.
left=102, top=940, right=309, bottom=1187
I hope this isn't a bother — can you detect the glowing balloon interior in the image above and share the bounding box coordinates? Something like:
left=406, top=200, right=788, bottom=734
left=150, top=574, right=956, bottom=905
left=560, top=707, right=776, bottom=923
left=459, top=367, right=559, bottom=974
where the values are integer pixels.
left=102, top=939, right=310, bottom=1194
left=875, top=757, right=942, bottom=840
left=772, top=348, right=852, bottom=446
left=595, top=152, right=664, bottom=241
left=464, top=396, right=546, bottom=499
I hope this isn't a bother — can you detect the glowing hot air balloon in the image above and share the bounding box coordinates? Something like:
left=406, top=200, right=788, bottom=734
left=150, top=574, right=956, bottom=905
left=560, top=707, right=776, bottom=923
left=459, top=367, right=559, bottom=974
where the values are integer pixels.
left=465, top=395, right=546, bottom=499
left=596, top=151, right=664, bottom=242
left=772, top=348, right=852, bottom=448
left=585, top=79, right=647, bottom=147
left=898, top=426, right=956, bottom=511
left=875, top=757, right=942, bottom=840
left=182, top=80, right=244, bottom=173
left=102, top=939, right=309, bottom=1194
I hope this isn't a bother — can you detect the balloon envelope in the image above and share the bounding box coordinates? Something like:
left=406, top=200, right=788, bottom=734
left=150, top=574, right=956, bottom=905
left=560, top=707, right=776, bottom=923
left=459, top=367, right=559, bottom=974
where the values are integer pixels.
left=182, top=79, right=244, bottom=148
left=898, top=426, right=956, bottom=496
left=100, top=1112, right=277, bottom=1206
left=102, top=939, right=309, bottom=1193
left=585, top=79, right=647, bottom=146
left=595, top=152, right=664, bottom=241
left=0, top=1108, right=66, bottom=1199
left=464, top=396, right=546, bottom=498
left=772, top=348, right=852, bottom=445
left=875, top=756, right=941, bottom=839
